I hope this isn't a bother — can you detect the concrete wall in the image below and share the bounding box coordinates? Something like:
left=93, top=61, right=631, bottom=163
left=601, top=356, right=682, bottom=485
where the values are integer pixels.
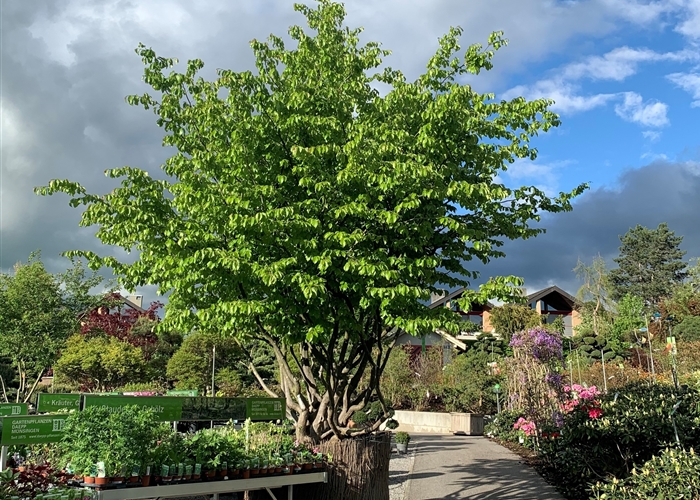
left=392, top=411, right=485, bottom=435
left=393, top=410, right=452, bottom=434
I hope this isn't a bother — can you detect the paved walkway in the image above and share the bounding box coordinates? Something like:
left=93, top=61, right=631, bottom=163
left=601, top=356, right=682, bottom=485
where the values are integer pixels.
left=404, top=435, right=563, bottom=499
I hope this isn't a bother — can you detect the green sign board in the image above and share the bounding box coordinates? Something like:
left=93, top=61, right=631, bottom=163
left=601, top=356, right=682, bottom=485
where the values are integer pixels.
left=182, top=397, right=245, bottom=421
left=0, top=403, right=28, bottom=416
left=167, top=390, right=198, bottom=397
left=246, top=398, right=286, bottom=420
left=37, top=393, right=82, bottom=413
left=83, top=395, right=184, bottom=421
left=1, top=414, right=69, bottom=445
left=82, top=396, right=248, bottom=421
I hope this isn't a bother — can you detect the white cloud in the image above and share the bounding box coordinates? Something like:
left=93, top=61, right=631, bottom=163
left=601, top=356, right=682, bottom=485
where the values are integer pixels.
left=675, top=0, right=700, bottom=39
left=667, top=72, right=700, bottom=106
left=614, top=92, right=669, bottom=126
left=502, top=80, right=616, bottom=113
left=642, top=130, right=662, bottom=141
left=503, top=45, right=687, bottom=124
left=562, top=46, right=698, bottom=81
left=501, top=158, right=574, bottom=196
left=600, top=0, right=684, bottom=24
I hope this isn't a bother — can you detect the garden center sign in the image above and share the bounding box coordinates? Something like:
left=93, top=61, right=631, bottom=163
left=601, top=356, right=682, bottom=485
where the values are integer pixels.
left=0, top=403, right=28, bottom=416
left=1, top=396, right=286, bottom=445
left=81, top=395, right=285, bottom=421
left=0, top=415, right=69, bottom=445
left=36, top=393, right=81, bottom=413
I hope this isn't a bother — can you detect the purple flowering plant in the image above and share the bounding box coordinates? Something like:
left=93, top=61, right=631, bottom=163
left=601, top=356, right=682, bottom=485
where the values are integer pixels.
left=506, top=327, right=567, bottom=447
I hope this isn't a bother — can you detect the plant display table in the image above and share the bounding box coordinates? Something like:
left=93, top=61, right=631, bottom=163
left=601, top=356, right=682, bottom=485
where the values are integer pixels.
left=87, top=472, right=327, bottom=500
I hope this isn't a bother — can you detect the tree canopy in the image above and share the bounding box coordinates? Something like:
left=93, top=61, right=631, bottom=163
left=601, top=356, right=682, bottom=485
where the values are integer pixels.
left=38, top=1, right=585, bottom=440
left=609, top=223, right=688, bottom=307
left=0, top=253, right=76, bottom=402
left=54, top=334, right=147, bottom=392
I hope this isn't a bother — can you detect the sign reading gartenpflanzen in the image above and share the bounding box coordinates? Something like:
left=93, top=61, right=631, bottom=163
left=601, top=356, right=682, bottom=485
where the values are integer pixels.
left=36, top=393, right=81, bottom=413
left=1, top=414, right=69, bottom=445
left=247, top=398, right=286, bottom=420
left=0, top=403, right=28, bottom=416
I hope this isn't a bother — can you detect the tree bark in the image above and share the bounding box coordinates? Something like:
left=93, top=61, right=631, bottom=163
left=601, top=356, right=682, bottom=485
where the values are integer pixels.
left=250, top=433, right=392, bottom=500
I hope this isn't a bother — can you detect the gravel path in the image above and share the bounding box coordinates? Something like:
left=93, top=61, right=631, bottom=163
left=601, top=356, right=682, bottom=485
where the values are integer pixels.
left=389, top=447, right=416, bottom=500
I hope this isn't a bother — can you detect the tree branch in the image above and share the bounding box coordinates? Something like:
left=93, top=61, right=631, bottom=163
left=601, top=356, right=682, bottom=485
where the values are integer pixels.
left=249, top=362, right=279, bottom=398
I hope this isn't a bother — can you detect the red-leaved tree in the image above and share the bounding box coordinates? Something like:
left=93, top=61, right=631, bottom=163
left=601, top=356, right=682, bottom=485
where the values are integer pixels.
left=79, top=292, right=162, bottom=355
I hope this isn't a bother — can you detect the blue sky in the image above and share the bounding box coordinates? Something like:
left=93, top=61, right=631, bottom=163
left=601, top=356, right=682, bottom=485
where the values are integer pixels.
left=1, top=0, right=700, bottom=303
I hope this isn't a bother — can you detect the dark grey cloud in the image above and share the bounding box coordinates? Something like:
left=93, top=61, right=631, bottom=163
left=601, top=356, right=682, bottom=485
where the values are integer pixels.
left=1, top=0, right=696, bottom=306
left=476, top=160, right=700, bottom=296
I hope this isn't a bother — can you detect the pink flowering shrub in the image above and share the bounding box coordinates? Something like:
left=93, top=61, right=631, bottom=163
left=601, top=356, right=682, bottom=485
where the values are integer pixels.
left=561, top=384, right=603, bottom=418
left=513, top=417, right=537, bottom=436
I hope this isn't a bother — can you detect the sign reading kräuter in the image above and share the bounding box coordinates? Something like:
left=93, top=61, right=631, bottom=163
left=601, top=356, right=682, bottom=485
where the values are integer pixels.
left=0, top=414, right=69, bottom=445
left=36, top=393, right=81, bottom=413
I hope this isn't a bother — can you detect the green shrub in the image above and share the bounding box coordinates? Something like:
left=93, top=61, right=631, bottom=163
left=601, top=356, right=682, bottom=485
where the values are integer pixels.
left=351, top=401, right=394, bottom=429
left=380, top=347, right=414, bottom=409
left=674, top=316, right=700, bottom=341
left=394, top=432, right=410, bottom=445
left=541, top=381, right=700, bottom=500
left=590, top=448, right=700, bottom=499
left=441, top=350, right=501, bottom=414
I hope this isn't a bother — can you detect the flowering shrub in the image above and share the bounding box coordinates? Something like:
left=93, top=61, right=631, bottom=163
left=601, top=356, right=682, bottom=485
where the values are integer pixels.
left=484, top=410, right=524, bottom=442
left=560, top=384, right=603, bottom=419
left=513, top=417, right=537, bottom=436
left=540, top=381, right=700, bottom=500
left=505, top=328, right=566, bottom=444
left=590, top=448, right=700, bottom=499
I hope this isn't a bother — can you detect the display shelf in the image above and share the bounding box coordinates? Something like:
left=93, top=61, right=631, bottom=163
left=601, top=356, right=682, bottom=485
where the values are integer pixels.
left=91, top=471, right=327, bottom=500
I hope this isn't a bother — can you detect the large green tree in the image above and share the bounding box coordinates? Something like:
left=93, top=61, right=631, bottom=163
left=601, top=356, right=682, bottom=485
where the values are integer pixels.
left=165, top=331, right=243, bottom=392
left=609, top=223, right=688, bottom=306
left=54, top=334, right=147, bottom=392
left=37, top=1, right=585, bottom=440
left=0, top=253, right=75, bottom=402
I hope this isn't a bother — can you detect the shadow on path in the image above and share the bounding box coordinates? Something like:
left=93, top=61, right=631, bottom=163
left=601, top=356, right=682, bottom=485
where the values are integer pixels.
left=407, top=435, right=562, bottom=500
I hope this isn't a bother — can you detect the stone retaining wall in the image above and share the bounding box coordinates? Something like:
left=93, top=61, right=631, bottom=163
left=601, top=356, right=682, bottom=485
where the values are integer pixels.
left=392, top=411, right=484, bottom=435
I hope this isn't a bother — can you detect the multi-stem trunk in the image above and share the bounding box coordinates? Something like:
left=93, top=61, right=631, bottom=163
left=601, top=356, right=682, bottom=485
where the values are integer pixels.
left=245, top=320, right=398, bottom=442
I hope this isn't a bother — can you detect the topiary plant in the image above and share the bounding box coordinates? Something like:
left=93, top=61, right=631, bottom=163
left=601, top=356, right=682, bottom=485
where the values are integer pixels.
left=674, top=316, right=700, bottom=342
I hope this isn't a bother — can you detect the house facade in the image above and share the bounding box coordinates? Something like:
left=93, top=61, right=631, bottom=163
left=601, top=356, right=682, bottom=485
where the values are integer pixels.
left=525, top=286, right=582, bottom=337
left=429, top=290, right=495, bottom=338
left=428, top=284, right=582, bottom=339
left=392, top=284, right=582, bottom=360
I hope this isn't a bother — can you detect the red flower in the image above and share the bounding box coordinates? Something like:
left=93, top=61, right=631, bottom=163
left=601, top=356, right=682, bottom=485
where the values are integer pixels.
left=588, top=407, right=603, bottom=419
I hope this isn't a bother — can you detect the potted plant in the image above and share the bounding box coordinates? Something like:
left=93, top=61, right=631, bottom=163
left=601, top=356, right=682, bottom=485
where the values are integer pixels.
left=249, top=456, right=260, bottom=476
left=141, top=464, right=152, bottom=487
left=95, top=462, right=108, bottom=486
left=241, top=459, right=250, bottom=479
left=313, top=451, right=324, bottom=469
left=395, top=432, right=411, bottom=454
left=273, top=456, right=283, bottom=474
left=184, top=462, right=193, bottom=481
left=298, top=449, right=312, bottom=470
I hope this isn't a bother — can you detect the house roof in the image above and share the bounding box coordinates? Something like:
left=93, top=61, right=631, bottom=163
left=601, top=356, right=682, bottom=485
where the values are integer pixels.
left=429, top=288, right=495, bottom=311
left=526, top=285, right=578, bottom=309
left=122, top=296, right=147, bottom=313
left=435, top=330, right=467, bottom=350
